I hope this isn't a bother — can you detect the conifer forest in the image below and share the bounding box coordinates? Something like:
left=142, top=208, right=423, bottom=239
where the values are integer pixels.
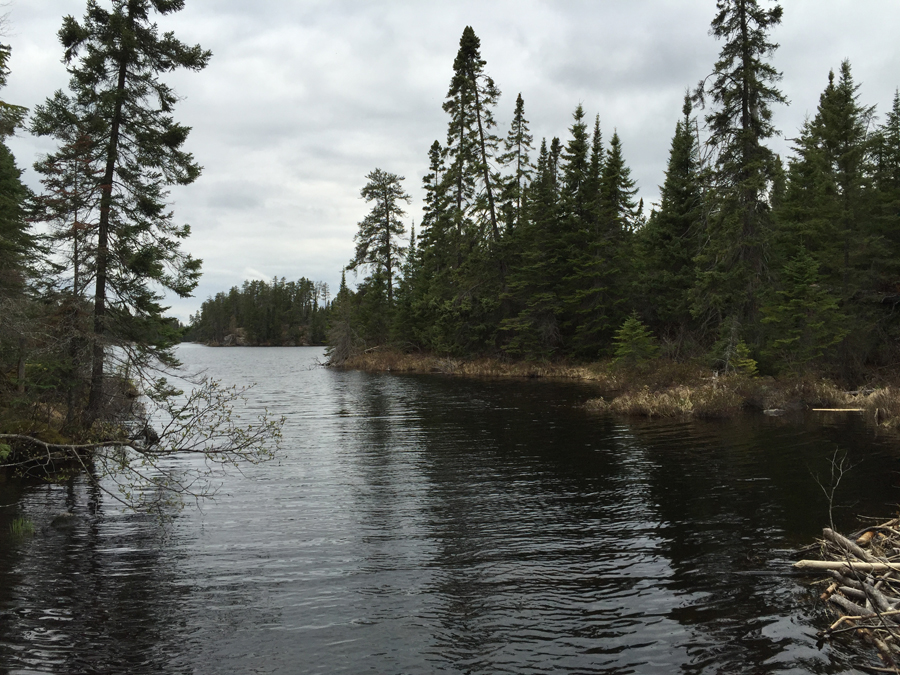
left=319, top=8, right=900, bottom=385
left=7, top=3, right=900, bottom=672
left=2, top=0, right=900, bottom=469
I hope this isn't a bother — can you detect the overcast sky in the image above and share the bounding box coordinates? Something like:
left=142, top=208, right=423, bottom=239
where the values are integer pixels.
left=3, top=1, right=900, bottom=321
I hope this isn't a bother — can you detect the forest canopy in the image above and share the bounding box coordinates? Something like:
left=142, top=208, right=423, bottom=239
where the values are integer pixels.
left=327, top=4, right=900, bottom=383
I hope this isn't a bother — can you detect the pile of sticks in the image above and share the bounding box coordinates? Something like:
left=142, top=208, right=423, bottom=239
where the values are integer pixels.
left=796, top=518, right=900, bottom=672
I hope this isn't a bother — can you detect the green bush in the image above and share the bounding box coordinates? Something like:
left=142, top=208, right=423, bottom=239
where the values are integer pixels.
left=613, top=312, right=660, bottom=367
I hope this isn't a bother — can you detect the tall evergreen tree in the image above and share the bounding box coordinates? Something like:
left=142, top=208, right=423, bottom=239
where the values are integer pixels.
left=560, top=105, right=592, bottom=224
left=637, top=96, right=703, bottom=344
left=443, top=26, right=502, bottom=251
left=0, top=42, right=27, bottom=136
left=31, top=91, right=105, bottom=298
left=600, top=131, right=640, bottom=233
left=348, top=168, right=410, bottom=306
left=874, top=91, right=900, bottom=225
left=566, top=129, right=639, bottom=356
left=498, top=93, right=533, bottom=233
left=0, top=138, right=31, bottom=299
left=692, top=0, right=786, bottom=334
left=33, top=0, right=210, bottom=422
left=500, top=138, right=564, bottom=358
left=778, top=61, right=875, bottom=298
left=0, top=43, right=32, bottom=297
left=760, top=247, right=847, bottom=370
left=870, top=91, right=900, bottom=300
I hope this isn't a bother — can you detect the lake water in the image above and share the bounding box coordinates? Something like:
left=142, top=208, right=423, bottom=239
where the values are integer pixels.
left=2, top=345, right=899, bottom=674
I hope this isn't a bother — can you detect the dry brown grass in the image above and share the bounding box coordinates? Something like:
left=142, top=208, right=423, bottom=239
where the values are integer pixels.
left=338, top=349, right=623, bottom=386
left=856, top=387, right=900, bottom=428
left=584, top=373, right=867, bottom=419
left=585, top=378, right=743, bottom=418
left=337, top=348, right=900, bottom=426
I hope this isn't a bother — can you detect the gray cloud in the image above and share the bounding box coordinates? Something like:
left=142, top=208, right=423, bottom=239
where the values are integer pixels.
left=4, top=0, right=900, bottom=321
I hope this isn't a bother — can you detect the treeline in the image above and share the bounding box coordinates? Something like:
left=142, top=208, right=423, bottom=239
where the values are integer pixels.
left=186, top=277, right=330, bottom=346
left=331, top=2, right=900, bottom=381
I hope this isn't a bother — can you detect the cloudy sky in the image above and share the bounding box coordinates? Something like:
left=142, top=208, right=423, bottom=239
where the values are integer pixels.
left=3, top=1, right=900, bottom=321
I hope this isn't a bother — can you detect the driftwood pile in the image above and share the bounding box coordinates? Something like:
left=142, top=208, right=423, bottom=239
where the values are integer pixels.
left=796, top=518, right=900, bottom=671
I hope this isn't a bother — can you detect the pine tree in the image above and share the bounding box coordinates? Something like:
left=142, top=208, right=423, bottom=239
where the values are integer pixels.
left=567, top=129, right=639, bottom=356
left=779, top=62, right=875, bottom=293
left=600, top=131, right=639, bottom=234
left=348, top=168, right=410, bottom=306
left=692, top=0, right=786, bottom=333
left=871, top=90, right=900, bottom=292
left=404, top=141, right=453, bottom=350
left=34, top=0, right=210, bottom=422
left=0, top=42, right=27, bottom=136
left=613, top=312, right=660, bottom=367
left=0, top=43, right=33, bottom=297
left=443, top=26, right=502, bottom=252
left=560, top=105, right=592, bottom=223
left=418, top=26, right=505, bottom=354
left=761, top=247, right=846, bottom=370
left=500, top=135, right=568, bottom=359
left=637, top=96, right=703, bottom=344
left=31, top=91, right=105, bottom=298
left=498, top=93, right=533, bottom=233
left=0, top=137, right=31, bottom=299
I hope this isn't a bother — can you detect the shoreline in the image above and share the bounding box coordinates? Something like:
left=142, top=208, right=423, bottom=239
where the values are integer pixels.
left=333, top=349, right=900, bottom=426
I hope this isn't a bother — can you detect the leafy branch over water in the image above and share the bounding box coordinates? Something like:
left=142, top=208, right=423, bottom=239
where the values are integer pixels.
left=1, top=378, right=284, bottom=516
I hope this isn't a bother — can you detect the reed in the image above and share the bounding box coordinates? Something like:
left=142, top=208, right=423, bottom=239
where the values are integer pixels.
left=586, top=379, right=743, bottom=418
left=336, top=348, right=900, bottom=427
left=9, top=517, right=34, bottom=537
left=337, top=349, right=623, bottom=385
left=857, top=387, right=900, bottom=428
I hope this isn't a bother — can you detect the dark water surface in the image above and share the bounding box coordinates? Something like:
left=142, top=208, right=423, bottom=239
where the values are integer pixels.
left=3, top=345, right=900, bottom=674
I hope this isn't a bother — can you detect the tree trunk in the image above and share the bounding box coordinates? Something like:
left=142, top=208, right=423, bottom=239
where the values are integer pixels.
left=86, top=22, right=130, bottom=425
left=16, top=337, right=25, bottom=395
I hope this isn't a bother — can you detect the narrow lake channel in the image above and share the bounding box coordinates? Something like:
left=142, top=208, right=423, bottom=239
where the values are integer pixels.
left=2, top=345, right=900, bottom=673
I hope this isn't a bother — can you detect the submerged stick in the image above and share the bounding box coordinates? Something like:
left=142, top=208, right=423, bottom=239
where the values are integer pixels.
left=796, top=560, right=900, bottom=572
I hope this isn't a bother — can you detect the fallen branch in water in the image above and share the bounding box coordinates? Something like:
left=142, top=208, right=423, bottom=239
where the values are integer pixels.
left=796, top=518, right=900, bottom=672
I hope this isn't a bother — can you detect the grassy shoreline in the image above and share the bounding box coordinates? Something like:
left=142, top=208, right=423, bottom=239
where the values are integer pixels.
left=335, top=349, right=900, bottom=427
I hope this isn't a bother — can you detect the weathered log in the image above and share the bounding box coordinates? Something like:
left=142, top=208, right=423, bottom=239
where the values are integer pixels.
left=830, top=593, right=875, bottom=617
left=824, top=527, right=877, bottom=562
left=840, top=586, right=870, bottom=603
left=866, top=585, right=899, bottom=616
left=829, top=568, right=866, bottom=589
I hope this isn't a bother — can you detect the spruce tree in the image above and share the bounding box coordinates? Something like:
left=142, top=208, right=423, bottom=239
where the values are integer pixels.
left=33, top=0, right=210, bottom=423
left=613, top=312, right=660, bottom=367
left=500, top=130, right=572, bottom=358
left=871, top=91, right=900, bottom=293
left=0, top=43, right=33, bottom=297
left=498, top=93, right=533, bottom=233
left=0, top=43, right=27, bottom=136
left=567, top=130, right=638, bottom=356
left=425, top=26, right=505, bottom=353
left=600, top=131, right=640, bottom=234
left=0, top=141, right=31, bottom=299
left=692, top=0, right=786, bottom=334
left=761, top=247, right=846, bottom=370
left=779, top=62, right=874, bottom=297
left=31, top=91, right=105, bottom=298
left=637, top=96, right=703, bottom=344
left=405, top=141, right=453, bottom=350
left=443, top=26, right=502, bottom=250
